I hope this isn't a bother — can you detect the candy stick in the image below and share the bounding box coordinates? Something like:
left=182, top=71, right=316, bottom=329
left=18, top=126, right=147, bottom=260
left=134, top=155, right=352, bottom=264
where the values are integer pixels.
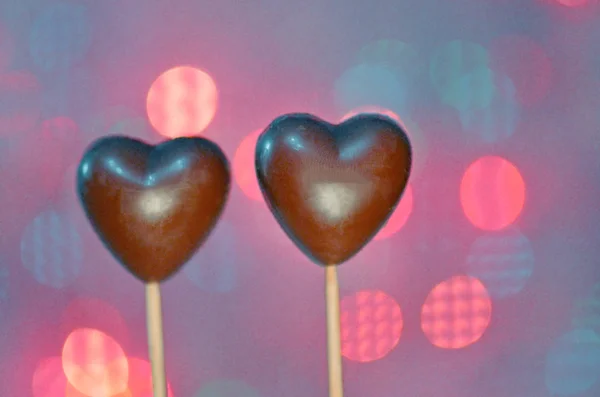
left=146, top=282, right=168, bottom=397
left=325, top=265, right=343, bottom=397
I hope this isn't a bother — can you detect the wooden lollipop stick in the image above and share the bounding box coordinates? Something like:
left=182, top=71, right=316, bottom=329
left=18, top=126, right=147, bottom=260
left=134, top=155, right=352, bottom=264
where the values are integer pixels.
left=145, top=282, right=168, bottom=397
left=325, top=265, right=344, bottom=397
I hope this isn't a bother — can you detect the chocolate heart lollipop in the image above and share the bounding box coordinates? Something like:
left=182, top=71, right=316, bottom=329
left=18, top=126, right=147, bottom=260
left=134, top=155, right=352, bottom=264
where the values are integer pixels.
left=77, top=136, right=230, bottom=282
left=255, top=113, right=411, bottom=266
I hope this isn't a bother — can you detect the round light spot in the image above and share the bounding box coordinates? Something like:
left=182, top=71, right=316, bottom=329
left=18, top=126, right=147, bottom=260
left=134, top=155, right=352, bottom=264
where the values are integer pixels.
left=374, top=184, right=413, bottom=240
left=460, top=156, right=526, bottom=231
left=21, top=209, right=83, bottom=289
left=340, top=289, right=403, bottom=362
left=183, top=221, right=237, bottom=293
left=146, top=66, right=218, bottom=138
left=545, top=329, right=600, bottom=395
left=421, top=275, right=492, bottom=349
left=29, top=4, right=91, bottom=71
left=465, top=227, right=534, bottom=299
left=233, top=129, right=263, bottom=202
left=61, top=328, right=129, bottom=397
left=194, top=379, right=261, bottom=397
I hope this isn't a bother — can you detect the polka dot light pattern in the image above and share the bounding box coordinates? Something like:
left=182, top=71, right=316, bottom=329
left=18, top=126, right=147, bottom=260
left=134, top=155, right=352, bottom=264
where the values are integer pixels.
left=421, top=275, right=492, bottom=349
left=340, top=289, right=403, bottom=362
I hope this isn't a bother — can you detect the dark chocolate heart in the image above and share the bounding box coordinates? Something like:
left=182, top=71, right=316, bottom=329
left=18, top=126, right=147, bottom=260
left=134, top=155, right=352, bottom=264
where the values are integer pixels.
left=77, top=136, right=230, bottom=282
left=255, top=113, right=411, bottom=266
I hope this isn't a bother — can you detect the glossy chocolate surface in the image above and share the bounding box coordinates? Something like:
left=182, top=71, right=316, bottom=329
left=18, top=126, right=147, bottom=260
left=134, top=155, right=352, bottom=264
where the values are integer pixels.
left=255, top=113, right=411, bottom=266
left=78, top=136, right=230, bottom=282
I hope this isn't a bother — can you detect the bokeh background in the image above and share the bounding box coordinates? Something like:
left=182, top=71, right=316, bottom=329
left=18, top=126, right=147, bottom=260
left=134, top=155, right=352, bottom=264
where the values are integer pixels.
left=0, top=0, right=599, bottom=395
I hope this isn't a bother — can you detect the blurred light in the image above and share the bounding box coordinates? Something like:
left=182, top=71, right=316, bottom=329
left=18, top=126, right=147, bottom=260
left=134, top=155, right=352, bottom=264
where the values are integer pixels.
left=340, top=106, right=428, bottom=179
left=465, top=227, right=534, bottom=299
left=460, top=156, right=526, bottom=231
left=490, top=35, right=553, bottom=106
left=126, top=357, right=174, bottom=397
left=545, top=329, right=600, bottom=395
left=62, top=328, right=129, bottom=396
left=183, top=220, right=237, bottom=293
left=146, top=66, right=218, bottom=138
left=356, top=40, right=421, bottom=79
left=194, top=379, right=261, bottom=397
left=374, top=184, right=413, bottom=240
left=61, top=297, right=130, bottom=347
left=334, top=63, right=408, bottom=117
left=0, top=70, right=41, bottom=136
left=448, top=64, right=496, bottom=112
left=340, top=289, right=403, bottom=362
left=429, top=41, right=490, bottom=109
left=32, top=357, right=67, bottom=397
left=20, top=209, right=83, bottom=289
left=233, top=129, right=263, bottom=202
left=421, top=275, right=492, bottom=349
left=572, top=283, right=600, bottom=334
left=458, top=72, right=520, bottom=143
left=29, top=3, right=91, bottom=71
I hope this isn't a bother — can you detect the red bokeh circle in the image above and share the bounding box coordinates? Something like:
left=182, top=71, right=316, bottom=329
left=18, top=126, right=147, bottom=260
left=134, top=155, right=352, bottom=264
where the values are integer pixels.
left=146, top=66, right=218, bottom=138
left=421, top=275, right=492, bottom=349
left=460, top=156, right=525, bottom=231
left=340, top=289, right=403, bottom=362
